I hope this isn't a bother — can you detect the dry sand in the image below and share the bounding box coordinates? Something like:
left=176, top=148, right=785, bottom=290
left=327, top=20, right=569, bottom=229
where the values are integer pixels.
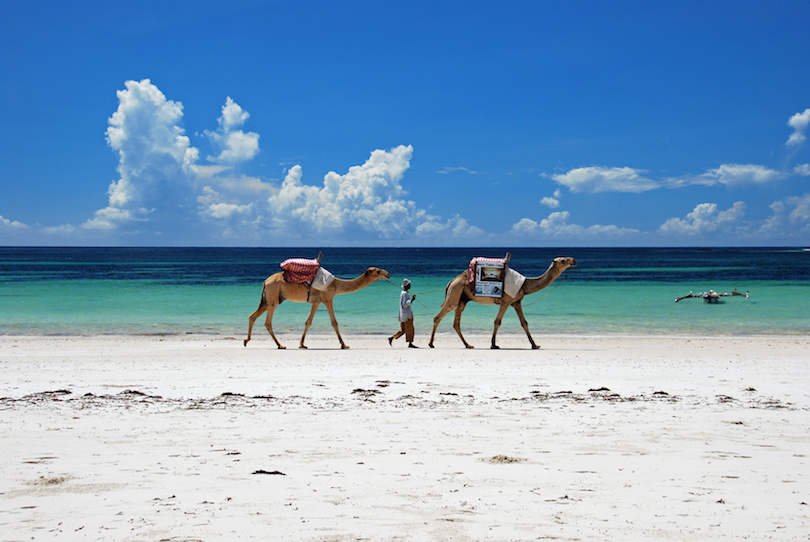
left=1, top=333, right=808, bottom=541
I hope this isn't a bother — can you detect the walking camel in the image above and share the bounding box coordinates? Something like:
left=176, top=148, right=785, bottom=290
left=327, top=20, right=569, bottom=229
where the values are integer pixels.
left=244, top=267, right=390, bottom=349
left=429, top=256, right=577, bottom=349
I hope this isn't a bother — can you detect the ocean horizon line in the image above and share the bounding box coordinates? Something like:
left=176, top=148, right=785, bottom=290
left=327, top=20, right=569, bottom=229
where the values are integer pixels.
left=1, top=245, right=805, bottom=250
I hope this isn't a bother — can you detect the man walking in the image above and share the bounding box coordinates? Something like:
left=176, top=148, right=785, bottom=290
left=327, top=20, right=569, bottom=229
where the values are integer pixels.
left=388, top=278, right=417, bottom=348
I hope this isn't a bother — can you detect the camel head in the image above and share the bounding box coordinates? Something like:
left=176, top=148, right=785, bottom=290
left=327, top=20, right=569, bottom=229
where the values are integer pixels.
left=553, top=257, right=577, bottom=270
left=365, top=267, right=390, bottom=281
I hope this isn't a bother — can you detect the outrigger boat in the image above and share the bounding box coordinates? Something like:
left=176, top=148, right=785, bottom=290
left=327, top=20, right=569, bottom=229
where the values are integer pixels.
left=675, top=288, right=750, bottom=303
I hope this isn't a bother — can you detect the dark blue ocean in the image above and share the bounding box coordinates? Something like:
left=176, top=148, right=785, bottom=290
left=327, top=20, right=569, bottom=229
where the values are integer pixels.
left=0, top=247, right=807, bottom=337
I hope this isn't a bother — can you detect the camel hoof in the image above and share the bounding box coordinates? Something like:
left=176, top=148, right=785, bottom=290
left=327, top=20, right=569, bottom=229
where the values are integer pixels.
left=243, top=339, right=248, bottom=347
left=491, top=345, right=500, bottom=350
left=532, top=345, right=540, bottom=350
left=465, top=345, right=475, bottom=349
left=278, top=345, right=287, bottom=350
left=299, top=345, right=308, bottom=349
left=341, top=344, right=350, bottom=350
left=428, top=343, right=434, bottom=349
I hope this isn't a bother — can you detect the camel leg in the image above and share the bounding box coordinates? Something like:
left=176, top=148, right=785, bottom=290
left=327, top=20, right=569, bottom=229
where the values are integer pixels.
left=452, top=302, right=474, bottom=349
left=512, top=301, right=539, bottom=349
left=429, top=303, right=456, bottom=348
left=324, top=299, right=349, bottom=349
left=490, top=303, right=511, bottom=349
left=244, top=304, right=266, bottom=347
left=263, top=302, right=286, bottom=349
left=299, top=302, right=321, bottom=349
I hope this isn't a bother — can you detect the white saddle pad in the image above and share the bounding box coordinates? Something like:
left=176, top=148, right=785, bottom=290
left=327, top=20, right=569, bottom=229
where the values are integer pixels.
left=310, top=267, right=335, bottom=291
left=504, top=268, right=526, bottom=297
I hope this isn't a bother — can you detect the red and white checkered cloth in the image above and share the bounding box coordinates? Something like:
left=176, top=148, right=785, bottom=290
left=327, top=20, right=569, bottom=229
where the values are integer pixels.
left=280, top=258, right=320, bottom=284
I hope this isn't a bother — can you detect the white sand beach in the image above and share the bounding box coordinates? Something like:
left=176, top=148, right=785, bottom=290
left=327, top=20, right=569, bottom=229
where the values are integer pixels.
left=1, top=333, right=808, bottom=541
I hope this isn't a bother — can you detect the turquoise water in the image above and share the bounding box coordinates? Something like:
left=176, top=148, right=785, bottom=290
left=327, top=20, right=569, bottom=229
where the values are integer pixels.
left=0, top=247, right=808, bottom=337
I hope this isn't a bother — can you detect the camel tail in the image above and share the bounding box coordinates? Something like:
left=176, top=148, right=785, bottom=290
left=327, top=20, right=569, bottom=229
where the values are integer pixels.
left=444, top=270, right=467, bottom=298
left=244, top=282, right=270, bottom=347
left=260, top=285, right=271, bottom=312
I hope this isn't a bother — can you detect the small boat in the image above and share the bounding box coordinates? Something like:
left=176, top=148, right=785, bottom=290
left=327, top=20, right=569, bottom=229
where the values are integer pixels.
left=675, top=288, right=750, bottom=303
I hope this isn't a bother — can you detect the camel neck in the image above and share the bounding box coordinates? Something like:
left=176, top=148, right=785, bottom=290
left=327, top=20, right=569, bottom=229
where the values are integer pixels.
left=333, top=272, right=374, bottom=294
left=523, top=262, right=565, bottom=294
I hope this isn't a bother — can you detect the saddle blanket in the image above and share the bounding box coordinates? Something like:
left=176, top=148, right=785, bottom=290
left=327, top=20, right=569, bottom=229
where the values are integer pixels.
left=468, top=257, right=525, bottom=297
left=280, top=258, right=335, bottom=291
left=468, top=257, right=505, bottom=281
left=503, top=268, right=526, bottom=297
left=310, top=267, right=335, bottom=291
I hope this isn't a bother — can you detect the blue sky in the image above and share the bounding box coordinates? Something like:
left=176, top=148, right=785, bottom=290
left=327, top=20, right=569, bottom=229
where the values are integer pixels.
left=2, top=0, right=809, bottom=247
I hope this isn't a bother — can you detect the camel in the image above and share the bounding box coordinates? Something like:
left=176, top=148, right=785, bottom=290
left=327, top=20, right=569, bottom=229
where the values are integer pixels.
left=428, top=256, right=577, bottom=349
left=244, top=267, right=390, bottom=349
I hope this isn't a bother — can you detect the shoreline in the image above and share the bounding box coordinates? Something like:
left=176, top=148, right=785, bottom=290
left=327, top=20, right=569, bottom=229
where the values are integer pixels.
left=1, top=334, right=808, bottom=540
left=3, top=329, right=809, bottom=339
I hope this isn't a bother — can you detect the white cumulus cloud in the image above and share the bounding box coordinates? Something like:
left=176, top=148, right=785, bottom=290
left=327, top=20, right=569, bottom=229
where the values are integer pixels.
left=197, top=187, right=255, bottom=220
left=265, top=145, right=481, bottom=241
left=549, top=166, right=658, bottom=193
left=785, top=193, right=810, bottom=225
left=83, top=206, right=150, bottom=231
left=659, top=201, right=746, bottom=236
left=703, top=164, right=784, bottom=187
left=757, top=193, right=810, bottom=238
left=205, top=97, right=260, bottom=164
left=0, top=215, right=29, bottom=231
left=664, top=163, right=789, bottom=189
left=787, top=108, right=810, bottom=146
left=90, top=79, right=200, bottom=231
left=541, top=189, right=563, bottom=208
left=794, top=164, right=810, bottom=176
left=266, top=147, right=412, bottom=237
left=510, top=211, right=639, bottom=239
